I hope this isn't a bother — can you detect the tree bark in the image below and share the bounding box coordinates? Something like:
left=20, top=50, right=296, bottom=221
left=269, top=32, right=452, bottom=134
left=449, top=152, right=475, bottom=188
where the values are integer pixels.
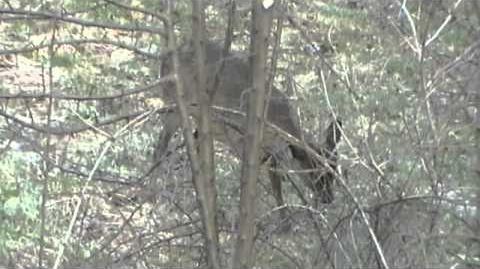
left=232, top=1, right=274, bottom=269
left=191, top=0, right=220, bottom=268
left=474, top=72, right=480, bottom=269
left=472, top=47, right=480, bottom=269
left=167, top=1, right=220, bottom=268
left=469, top=15, right=480, bottom=268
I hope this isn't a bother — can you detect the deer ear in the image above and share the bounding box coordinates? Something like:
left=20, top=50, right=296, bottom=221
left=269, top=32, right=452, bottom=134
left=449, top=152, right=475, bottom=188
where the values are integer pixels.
left=325, top=119, right=342, bottom=151
left=289, top=144, right=308, bottom=161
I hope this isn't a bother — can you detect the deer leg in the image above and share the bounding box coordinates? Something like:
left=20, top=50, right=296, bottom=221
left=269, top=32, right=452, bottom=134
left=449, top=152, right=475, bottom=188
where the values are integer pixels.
left=269, top=159, right=284, bottom=209
left=316, top=172, right=334, bottom=204
left=153, top=113, right=180, bottom=161
left=269, top=157, right=290, bottom=230
left=324, top=175, right=334, bottom=203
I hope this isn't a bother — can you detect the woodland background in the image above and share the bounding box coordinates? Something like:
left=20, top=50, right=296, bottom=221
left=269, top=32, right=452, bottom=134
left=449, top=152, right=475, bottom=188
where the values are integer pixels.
left=0, top=0, right=479, bottom=268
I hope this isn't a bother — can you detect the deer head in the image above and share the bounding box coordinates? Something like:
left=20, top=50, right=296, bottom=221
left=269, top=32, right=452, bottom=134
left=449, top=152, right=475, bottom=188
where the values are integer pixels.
left=289, top=120, right=342, bottom=204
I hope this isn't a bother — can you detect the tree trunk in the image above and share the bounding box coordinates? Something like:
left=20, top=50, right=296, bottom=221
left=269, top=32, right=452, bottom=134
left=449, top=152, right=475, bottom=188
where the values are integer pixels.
left=191, top=0, right=220, bottom=268
left=232, top=1, right=273, bottom=269
left=167, top=1, right=220, bottom=268
left=474, top=73, right=480, bottom=269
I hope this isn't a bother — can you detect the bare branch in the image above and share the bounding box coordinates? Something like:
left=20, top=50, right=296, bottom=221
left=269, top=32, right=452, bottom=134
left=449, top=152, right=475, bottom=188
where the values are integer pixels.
left=0, top=108, right=160, bottom=135
left=0, top=38, right=159, bottom=58
left=0, top=77, right=172, bottom=101
left=103, top=0, right=168, bottom=23
left=0, top=8, right=166, bottom=37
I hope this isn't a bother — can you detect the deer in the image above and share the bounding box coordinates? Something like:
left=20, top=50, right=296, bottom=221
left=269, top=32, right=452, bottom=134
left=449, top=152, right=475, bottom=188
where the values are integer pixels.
left=153, top=41, right=342, bottom=215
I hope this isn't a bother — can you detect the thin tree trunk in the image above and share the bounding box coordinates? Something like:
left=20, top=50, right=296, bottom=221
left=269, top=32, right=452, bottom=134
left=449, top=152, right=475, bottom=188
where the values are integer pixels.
left=191, top=0, right=220, bottom=268
left=474, top=77, right=480, bottom=269
left=167, top=1, right=219, bottom=268
left=232, top=1, right=274, bottom=268
left=472, top=51, right=480, bottom=269
left=469, top=13, right=480, bottom=267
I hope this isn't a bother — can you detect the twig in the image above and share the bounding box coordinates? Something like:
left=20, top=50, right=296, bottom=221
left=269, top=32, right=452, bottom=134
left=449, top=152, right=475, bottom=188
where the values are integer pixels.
left=51, top=110, right=152, bottom=269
